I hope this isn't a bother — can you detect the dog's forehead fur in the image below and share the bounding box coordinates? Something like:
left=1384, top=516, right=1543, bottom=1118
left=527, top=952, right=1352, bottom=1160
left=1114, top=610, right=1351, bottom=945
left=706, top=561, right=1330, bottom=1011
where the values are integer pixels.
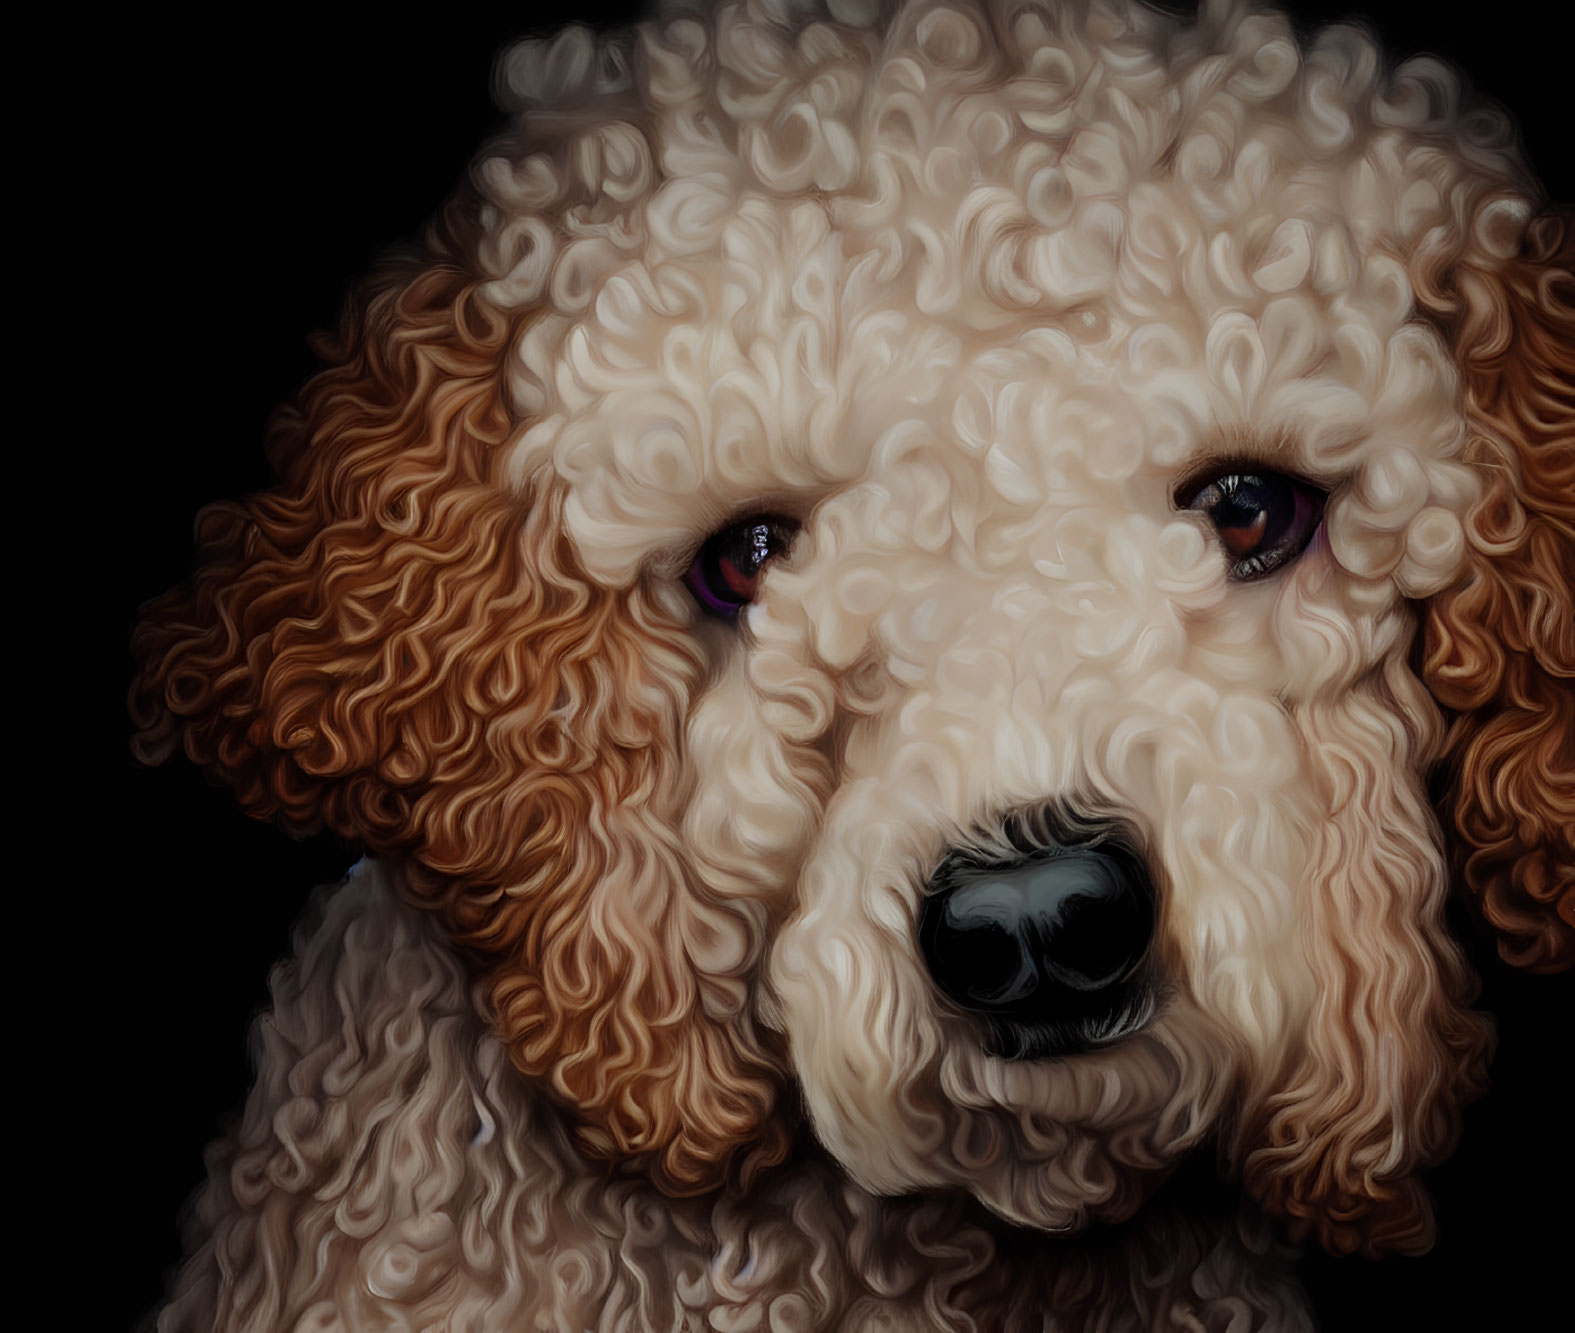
left=483, top=0, right=1511, bottom=601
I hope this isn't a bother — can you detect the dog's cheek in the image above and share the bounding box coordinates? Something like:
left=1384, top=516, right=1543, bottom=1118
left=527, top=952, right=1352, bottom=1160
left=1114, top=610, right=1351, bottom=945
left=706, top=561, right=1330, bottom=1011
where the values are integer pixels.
left=684, top=662, right=837, bottom=906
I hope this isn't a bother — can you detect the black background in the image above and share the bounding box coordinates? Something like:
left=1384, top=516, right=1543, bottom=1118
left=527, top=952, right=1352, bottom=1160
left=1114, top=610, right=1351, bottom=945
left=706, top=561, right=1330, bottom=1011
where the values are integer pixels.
left=37, top=2, right=1569, bottom=1329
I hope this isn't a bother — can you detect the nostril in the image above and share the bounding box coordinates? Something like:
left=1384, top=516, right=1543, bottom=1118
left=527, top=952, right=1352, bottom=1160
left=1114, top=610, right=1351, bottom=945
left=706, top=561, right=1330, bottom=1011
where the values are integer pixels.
left=917, top=831, right=1157, bottom=1056
left=920, top=903, right=1032, bottom=1012
left=1033, top=856, right=1154, bottom=992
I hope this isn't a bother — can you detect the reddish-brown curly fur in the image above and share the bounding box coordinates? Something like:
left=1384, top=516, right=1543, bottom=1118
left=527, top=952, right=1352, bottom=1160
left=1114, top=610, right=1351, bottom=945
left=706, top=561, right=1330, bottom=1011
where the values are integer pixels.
left=1237, top=659, right=1493, bottom=1257
left=1237, top=206, right=1574, bottom=1256
left=1418, top=210, right=1575, bottom=974
left=130, top=207, right=789, bottom=1195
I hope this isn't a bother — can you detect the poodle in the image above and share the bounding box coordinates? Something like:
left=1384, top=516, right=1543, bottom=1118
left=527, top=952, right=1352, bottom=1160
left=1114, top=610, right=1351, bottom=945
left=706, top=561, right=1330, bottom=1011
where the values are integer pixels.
left=132, top=0, right=1572, bottom=1327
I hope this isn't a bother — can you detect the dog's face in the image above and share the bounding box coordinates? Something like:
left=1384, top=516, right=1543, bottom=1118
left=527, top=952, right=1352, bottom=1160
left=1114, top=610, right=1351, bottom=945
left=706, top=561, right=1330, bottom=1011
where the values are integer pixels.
left=133, top=0, right=1571, bottom=1260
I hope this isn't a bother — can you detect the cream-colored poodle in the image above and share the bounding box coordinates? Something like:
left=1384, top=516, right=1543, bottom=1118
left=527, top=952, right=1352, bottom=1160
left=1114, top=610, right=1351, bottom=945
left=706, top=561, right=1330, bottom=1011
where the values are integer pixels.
left=134, top=1, right=1572, bottom=1327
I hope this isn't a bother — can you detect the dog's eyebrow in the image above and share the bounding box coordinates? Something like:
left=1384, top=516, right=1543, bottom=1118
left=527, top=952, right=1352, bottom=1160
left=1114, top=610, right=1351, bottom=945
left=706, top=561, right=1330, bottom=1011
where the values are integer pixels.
left=1170, top=440, right=1334, bottom=504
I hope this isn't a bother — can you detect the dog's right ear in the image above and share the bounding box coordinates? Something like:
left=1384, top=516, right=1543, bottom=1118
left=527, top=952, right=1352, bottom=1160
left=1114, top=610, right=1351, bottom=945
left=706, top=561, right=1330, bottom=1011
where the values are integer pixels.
left=131, top=211, right=790, bottom=1194
left=131, top=220, right=530, bottom=850
left=1416, top=206, right=1575, bottom=974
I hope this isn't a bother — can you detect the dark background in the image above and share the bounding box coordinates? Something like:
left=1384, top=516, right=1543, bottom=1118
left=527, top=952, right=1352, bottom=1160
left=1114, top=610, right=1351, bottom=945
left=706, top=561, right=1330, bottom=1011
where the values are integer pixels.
left=39, top=2, right=1568, bottom=1329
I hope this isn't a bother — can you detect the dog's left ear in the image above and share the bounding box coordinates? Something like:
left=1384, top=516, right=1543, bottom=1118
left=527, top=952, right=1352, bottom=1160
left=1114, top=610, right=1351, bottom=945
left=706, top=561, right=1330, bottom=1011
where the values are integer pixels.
left=1238, top=201, right=1570, bottom=1258
left=1417, top=205, right=1574, bottom=974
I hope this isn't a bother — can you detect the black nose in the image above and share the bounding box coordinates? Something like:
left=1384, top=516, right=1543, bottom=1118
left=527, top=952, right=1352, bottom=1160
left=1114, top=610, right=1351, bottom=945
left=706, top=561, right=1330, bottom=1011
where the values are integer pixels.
left=918, top=824, right=1156, bottom=1060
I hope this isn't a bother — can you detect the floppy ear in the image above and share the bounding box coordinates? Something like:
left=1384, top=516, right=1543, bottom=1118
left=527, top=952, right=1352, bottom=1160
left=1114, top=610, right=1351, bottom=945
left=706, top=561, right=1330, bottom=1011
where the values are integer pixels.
left=132, top=210, right=788, bottom=1194
left=1237, top=666, right=1492, bottom=1256
left=1417, top=207, right=1575, bottom=973
left=1239, top=204, right=1571, bottom=1254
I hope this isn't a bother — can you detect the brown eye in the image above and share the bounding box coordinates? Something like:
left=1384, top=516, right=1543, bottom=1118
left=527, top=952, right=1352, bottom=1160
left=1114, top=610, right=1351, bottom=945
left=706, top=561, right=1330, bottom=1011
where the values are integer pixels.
left=684, top=515, right=799, bottom=618
left=1178, top=470, right=1326, bottom=581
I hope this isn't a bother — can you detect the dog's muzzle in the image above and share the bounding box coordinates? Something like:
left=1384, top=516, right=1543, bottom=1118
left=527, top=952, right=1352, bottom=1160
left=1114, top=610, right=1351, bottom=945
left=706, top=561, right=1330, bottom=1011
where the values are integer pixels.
left=918, top=821, right=1157, bottom=1061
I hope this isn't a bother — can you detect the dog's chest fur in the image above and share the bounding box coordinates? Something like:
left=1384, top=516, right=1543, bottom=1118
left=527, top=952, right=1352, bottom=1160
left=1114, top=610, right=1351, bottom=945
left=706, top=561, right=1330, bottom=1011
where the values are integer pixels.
left=158, top=860, right=1311, bottom=1332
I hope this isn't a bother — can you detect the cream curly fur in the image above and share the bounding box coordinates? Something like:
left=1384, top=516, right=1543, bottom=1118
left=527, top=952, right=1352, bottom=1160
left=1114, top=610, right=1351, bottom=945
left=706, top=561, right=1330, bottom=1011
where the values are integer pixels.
left=135, top=0, right=1572, bottom=1327
left=159, top=861, right=1313, bottom=1330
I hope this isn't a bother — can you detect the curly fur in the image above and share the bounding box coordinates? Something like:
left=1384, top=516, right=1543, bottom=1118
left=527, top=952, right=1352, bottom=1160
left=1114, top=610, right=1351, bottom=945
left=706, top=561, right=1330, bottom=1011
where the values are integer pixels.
left=131, top=244, right=790, bottom=1196
left=133, top=0, right=1571, bottom=1326
left=1418, top=211, right=1575, bottom=972
left=158, top=861, right=1314, bottom=1330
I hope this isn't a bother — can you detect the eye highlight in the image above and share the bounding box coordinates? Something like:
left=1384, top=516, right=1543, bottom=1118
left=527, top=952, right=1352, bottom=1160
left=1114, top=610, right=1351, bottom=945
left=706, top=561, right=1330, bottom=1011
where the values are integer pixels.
left=1177, top=468, right=1326, bottom=581
left=683, top=515, right=800, bottom=618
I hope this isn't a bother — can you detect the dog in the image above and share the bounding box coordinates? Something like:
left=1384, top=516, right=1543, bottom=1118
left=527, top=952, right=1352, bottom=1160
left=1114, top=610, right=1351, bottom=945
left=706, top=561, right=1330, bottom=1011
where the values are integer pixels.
left=132, top=0, right=1572, bottom=1327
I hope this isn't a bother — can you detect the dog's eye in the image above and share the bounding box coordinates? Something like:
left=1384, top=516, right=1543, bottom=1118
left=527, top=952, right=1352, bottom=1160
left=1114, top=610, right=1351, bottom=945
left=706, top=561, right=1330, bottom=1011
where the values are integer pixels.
left=1178, top=469, right=1326, bottom=581
left=683, top=515, right=800, bottom=618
